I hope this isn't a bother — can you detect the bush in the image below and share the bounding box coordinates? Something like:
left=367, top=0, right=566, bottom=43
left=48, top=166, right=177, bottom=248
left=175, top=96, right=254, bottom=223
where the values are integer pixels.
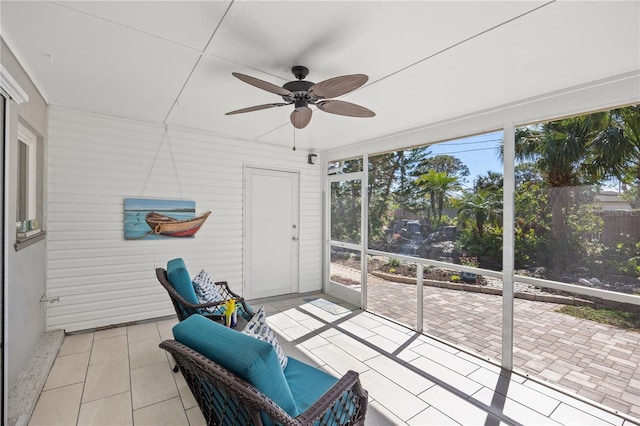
left=459, top=255, right=479, bottom=268
left=602, top=237, right=640, bottom=277
left=387, top=258, right=401, bottom=267
left=456, top=226, right=502, bottom=267
left=450, top=275, right=461, bottom=282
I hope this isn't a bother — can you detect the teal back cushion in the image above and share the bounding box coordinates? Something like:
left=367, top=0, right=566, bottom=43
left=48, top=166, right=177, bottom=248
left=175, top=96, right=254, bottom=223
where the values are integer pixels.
left=166, top=258, right=200, bottom=315
left=172, top=315, right=299, bottom=418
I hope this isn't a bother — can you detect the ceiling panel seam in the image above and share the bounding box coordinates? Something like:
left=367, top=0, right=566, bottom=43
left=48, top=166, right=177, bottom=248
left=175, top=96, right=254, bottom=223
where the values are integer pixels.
left=365, top=0, right=557, bottom=90
left=162, top=1, right=235, bottom=123
left=48, top=1, right=203, bottom=53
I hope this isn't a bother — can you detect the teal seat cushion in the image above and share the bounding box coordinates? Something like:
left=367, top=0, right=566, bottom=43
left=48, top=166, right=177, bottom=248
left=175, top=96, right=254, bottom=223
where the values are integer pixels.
left=284, top=357, right=338, bottom=413
left=167, top=258, right=200, bottom=315
left=172, top=314, right=299, bottom=418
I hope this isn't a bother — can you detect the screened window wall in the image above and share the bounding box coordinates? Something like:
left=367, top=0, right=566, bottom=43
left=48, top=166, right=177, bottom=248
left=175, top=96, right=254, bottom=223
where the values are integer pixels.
left=365, top=132, right=505, bottom=363
left=326, top=105, right=640, bottom=417
left=511, top=106, right=640, bottom=415
left=327, top=158, right=364, bottom=306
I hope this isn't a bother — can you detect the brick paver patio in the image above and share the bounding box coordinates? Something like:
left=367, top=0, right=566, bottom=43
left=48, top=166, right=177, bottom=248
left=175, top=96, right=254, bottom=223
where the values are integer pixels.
left=332, top=263, right=640, bottom=418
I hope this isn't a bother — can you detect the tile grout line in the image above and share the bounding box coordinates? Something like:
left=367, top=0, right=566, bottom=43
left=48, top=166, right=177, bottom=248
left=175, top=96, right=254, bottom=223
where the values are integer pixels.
left=126, top=326, right=135, bottom=426
left=75, top=331, right=96, bottom=426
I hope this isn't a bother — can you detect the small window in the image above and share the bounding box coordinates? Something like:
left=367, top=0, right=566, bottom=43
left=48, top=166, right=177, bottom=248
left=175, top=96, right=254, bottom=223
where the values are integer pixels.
left=16, top=123, right=40, bottom=236
left=327, top=157, right=363, bottom=175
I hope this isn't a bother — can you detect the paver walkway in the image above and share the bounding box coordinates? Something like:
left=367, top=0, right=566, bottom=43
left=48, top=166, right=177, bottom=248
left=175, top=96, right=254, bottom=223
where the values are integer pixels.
left=333, top=263, right=640, bottom=418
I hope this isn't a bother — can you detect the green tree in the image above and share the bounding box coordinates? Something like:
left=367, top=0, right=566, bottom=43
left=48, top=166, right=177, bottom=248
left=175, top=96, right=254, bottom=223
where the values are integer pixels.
left=368, top=148, right=430, bottom=242
left=513, top=106, right=639, bottom=271
left=368, top=152, right=401, bottom=242
left=514, top=181, right=551, bottom=268
left=415, top=155, right=470, bottom=180
left=330, top=180, right=361, bottom=244
left=475, top=171, right=503, bottom=192
left=515, top=115, right=607, bottom=268
left=392, top=148, right=433, bottom=220
left=586, top=105, right=640, bottom=183
left=514, top=162, right=543, bottom=186
left=397, top=154, right=468, bottom=227
left=415, top=170, right=461, bottom=225
left=586, top=105, right=640, bottom=207
left=456, top=188, right=502, bottom=237
left=455, top=171, right=503, bottom=268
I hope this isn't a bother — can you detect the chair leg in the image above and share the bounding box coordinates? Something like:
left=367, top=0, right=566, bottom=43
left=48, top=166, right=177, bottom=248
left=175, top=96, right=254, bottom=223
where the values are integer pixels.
left=171, top=354, right=179, bottom=373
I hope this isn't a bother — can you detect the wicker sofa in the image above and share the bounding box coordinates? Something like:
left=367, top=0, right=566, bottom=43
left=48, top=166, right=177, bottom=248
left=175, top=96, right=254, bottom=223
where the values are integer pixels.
left=161, top=314, right=368, bottom=425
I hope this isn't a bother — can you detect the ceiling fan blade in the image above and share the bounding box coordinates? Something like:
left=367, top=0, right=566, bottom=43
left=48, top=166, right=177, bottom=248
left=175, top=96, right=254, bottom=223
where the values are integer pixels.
left=308, top=74, right=368, bottom=99
left=232, top=72, right=293, bottom=97
left=225, top=103, right=290, bottom=115
left=290, top=107, right=312, bottom=129
left=316, top=100, right=375, bottom=117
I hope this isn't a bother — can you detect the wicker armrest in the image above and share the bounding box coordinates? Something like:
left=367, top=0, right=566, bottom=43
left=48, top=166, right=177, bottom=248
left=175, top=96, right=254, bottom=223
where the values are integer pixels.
left=170, top=290, right=242, bottom=311
left=155, top=267, right=246, bottom=310
left=295, top=370, right=368, bottom=426
left=215, top=280, right=255, bottom=316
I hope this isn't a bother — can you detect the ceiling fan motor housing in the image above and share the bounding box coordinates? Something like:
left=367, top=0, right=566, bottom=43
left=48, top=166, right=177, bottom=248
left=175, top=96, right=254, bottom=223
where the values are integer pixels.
left=282, top=80, right=315, bottom=106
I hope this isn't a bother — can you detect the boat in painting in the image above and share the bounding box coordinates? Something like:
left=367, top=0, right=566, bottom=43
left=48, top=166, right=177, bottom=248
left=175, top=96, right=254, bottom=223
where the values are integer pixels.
left=145, top=211, right=211, bottom=237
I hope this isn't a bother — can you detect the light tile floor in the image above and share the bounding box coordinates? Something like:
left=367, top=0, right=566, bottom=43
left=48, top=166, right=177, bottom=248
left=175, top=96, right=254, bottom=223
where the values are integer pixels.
left=29, top=295, right=638, bottom=426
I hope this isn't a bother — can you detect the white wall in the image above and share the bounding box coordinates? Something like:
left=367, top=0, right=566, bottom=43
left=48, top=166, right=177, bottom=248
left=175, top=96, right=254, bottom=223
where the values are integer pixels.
left=46, top=107, right=323, bottom=332
left=1, top=38, right=48, bottom=393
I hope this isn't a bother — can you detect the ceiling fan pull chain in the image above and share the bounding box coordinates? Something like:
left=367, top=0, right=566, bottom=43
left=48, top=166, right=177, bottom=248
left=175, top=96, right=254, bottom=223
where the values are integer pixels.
left=292, top=127, right=296, bottom=151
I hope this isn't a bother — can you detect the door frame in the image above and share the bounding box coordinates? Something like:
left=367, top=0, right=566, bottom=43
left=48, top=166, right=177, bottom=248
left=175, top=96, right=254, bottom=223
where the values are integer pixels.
left=243, top=165, right=300, bottom=300
left=1, top=91, right=6, bottom=426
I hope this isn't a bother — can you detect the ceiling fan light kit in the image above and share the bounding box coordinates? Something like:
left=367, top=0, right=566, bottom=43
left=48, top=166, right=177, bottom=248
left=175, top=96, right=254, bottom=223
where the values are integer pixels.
left=225, top=66, right=375, bottom=129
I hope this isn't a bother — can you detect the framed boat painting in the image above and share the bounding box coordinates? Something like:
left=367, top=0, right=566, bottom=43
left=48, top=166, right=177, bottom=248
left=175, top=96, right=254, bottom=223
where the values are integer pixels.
left=124, top=198, right=210, bottom=240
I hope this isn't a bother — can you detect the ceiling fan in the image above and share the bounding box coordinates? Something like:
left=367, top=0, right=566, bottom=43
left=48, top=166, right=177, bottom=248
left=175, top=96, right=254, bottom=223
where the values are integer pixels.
left=225, top=66, right=375, bottom=129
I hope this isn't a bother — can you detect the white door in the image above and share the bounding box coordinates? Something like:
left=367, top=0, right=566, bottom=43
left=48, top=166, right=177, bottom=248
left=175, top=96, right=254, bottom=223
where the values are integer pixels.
left=244, top=167, right=299, bottom=299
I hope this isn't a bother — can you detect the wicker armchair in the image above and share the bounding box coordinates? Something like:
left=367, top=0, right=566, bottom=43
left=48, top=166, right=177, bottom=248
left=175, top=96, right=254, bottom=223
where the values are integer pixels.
left=160, top=339, right=368, bottom=426
left=156, top=267, right=254, bottom=323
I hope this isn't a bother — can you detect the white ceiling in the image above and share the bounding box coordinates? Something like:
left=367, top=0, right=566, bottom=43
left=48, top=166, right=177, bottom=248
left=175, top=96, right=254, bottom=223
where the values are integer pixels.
left=2, top=1, right=639, bottom=152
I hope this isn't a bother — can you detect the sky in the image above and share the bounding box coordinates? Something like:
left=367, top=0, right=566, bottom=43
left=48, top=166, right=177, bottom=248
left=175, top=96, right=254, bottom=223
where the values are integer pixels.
left=426, top=130, right=622, bottom=192
left=124, top=198, right=195, bottom=212
left=425, top=130, right=504, bottom=189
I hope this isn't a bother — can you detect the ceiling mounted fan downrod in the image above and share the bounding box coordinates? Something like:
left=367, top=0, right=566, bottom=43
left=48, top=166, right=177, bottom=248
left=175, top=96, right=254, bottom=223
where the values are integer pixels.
left=291, top=65, right=309, bottom=80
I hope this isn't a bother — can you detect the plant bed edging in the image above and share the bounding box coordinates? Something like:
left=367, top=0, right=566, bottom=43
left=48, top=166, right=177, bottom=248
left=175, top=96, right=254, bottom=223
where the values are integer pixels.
left=370, top=270, right=589, bottom=306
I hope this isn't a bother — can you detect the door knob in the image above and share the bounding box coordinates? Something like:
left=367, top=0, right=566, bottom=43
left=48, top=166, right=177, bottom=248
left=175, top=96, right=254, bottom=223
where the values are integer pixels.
left=292, top=236, right=299, bottom=241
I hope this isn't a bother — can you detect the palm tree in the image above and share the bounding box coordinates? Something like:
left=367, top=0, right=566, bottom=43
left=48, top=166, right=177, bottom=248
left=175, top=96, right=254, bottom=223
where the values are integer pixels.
left=515, top=122, right=588, bottom=244
left=456, top=189, right=503, bottom=237
left=475, top=171, right=504, bottom=192
left=415, top=170, right=461, bottom=225
left=513, top=106, right=639, bottom=269
left=586, top=105, right=640, bottom=191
